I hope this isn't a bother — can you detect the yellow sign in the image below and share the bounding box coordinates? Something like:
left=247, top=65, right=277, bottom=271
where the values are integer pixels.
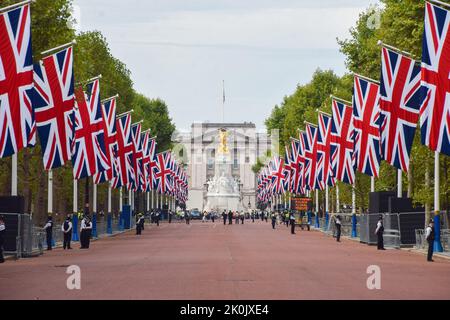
left=218, top=129, right=229, bottom=155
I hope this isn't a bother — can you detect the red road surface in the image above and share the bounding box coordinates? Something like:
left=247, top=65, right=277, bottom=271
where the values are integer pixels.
left=1, top=220, right=449, bottom=300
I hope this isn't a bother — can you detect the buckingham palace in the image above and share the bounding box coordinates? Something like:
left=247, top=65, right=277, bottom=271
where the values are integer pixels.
left=173, top=122, right=273, bottom=211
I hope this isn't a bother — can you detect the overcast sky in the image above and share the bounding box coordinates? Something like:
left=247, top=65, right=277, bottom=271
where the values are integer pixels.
left=73, top=0, right=378, bottom=131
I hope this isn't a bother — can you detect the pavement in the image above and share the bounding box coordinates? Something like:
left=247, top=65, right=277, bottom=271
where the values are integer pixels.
left=1, top=220, right=449, bottom=300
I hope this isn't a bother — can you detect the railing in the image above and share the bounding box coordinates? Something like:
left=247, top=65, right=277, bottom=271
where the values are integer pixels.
left=416, top=229, right=450, bottom=251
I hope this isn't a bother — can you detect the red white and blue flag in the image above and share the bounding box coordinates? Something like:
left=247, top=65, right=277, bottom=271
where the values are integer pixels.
left=0, top=3, right=35, bottom=158
left=72, top=79, right=109, bottom=179
left=316, top=112, right=335, bottom=189
left=353, top=75, right=381, bottom=178
left=94, top=97, right=117, bottom=184
left=420, top=2, right=450, bottom=156
left=331, top=99, right=355, bottom=185
left=113, top=114, right=134, bottom=189
left=154, top=151, right=173, bottom=194
left=303, top=123, right=319, bottom=190
left=380, top=47, right=424, bottom=172
left=32, top=47, right=74, bottom=170
left=140, top=132, right=156, bottom=192
left=130, top=122, right=143, bottom=191
left=270, top=156, right=286, bottom=194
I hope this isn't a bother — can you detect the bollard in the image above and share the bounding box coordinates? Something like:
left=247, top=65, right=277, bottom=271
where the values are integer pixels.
left=315, top=213, right=320, bottom=228
left=92, top=213, right=98, bottom=238
left=434, top=213, right=444, bottom=252
left=307, top=211, right=312, bottom=225
left=72, top=213, right=79, bottom=241
left=351, top=214, right=357, bottom=238
left=107, top=213, right=113, bottom=234
left=324, top=212, right=329, bottom=231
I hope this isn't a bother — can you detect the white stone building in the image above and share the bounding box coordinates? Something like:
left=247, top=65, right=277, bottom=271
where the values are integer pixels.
left=173, top=122, right=272, bottom=211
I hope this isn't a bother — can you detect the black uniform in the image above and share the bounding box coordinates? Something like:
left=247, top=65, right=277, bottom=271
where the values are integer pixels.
left=211, top=214, right=215, bottom=223
left=251, top=212, right=255, bottom=223
left=62, top=218, right=73, bottom=250
left=222, top=212, right=227, bottom=225
left=80, top=217, right=92, bottom=249
left=136, top=216, right=144, bottom=235
left=168, top=211, right=172, bottom=224
left=271, top=213, right=277, bottom=229
left=426, top=223, right=435, bottom=262
left=290, top=214, right=296, bottom=234
left=185, top=212, right=190, bottom=225
left=228, top=211, right=233, bottom=225
left=44, top=218, right=53, bottom=251
left=155, top=211, right=160, bottom=226
left=335, top=216, right=342, bottom=242
left=0, top=218, right=5, bottom=263
left=376, top=217, right=385, bottom=250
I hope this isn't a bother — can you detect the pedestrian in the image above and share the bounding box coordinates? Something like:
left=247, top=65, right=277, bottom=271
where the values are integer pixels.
left=251, top=211, right=255, bottom=223
left=265, top=212, right=269, bottom=223
left=43, top=216, right=53, bottom=251
left=155, top=210, right=161, bottom=226
left=0, top=215, right=5, bottom=263
left=202, top=211, right=207, bottom=223
left=80, top=215, right=92, bottom=249
left=271, top=212, right=277, bottom=229
left=285, top=211, right=290, bottom=227
left=375, top=215, right=385, bottom=250
left=228, top=210, right=233, bottom=225
left=426, top=219, right=435, bottom=262
left=335, top=215, right=342, bottom=242
left=222, top=210, right=227, bottom=225
left=290, top=212, right=296, bottom=235
left=136, top=214, right=145, bottom=235
left=168, top=210, right=173, bottom=224
left=240, top=212, right=245, bottom=225
left=211, top=212, right=215, bottom=223
left=62, top=215, right=73, bottom=250
left=261, top=211, right=264, bottom=222
left=185, top=211, right=191, bottom=225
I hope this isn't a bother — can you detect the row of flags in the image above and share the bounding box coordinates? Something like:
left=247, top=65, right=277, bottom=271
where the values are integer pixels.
left=257, top=1, right=450, bottom=203
left=0, top=3, right=188, bottom=203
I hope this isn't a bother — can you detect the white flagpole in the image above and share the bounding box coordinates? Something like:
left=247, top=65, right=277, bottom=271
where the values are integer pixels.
left=352, top=184, right=356, bottom=215
left=315, top=191, right=319, bottom=215
left=128, top=189, right=132, bottom=206
left=397, top=169, right=403, bottom=198
left=48, top=170, right=53, bottom=214
left=11, top=154, right=18, bottom=196
left=108, top=182, right=112, bottom=214
left=336, top=184, right=340, bottom=214
left=434, top=151, right=440, bottom=215
left=371, top=176, right=375, bottom=193
left=93, top=182, right=97, bottom=214
left=119, top=187, right=123, bottom=210
left=325, top=185, right=329, bottom=215
left=146, top=191, right=150, bottom=212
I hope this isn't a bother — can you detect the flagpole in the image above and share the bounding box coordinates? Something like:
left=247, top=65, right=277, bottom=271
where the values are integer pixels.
left=397, top=169, right=403, bottom=198
left=40, top=40, right=76, bottom=57
left=107, top=181, right=112, bottom=234
left=371, top=176, right=375, bottom=193
left=434, top=151, right=443, bottom=252
left=0, top=0, right=34, bottom=13
left=92, top=180, right=97, bottom=237
left=336, top=184, right=340, bottom=214
left=325, top=185, right=329, bottom=229
left=146, top=191, right=150, bottom=213
left=47, top=170, right=53, bottom=214
left=429, top=0, right=450, bottom=9
left=315, top=190, right=320, bottom=228
left=11, top=154, right=18, bottom=196
left=352, top=184, right=356, bottom=215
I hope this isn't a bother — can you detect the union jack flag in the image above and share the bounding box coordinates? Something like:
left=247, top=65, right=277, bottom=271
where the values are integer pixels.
left=316, top=112, right=335, bottom=189
left=353, top=75, right=381, bottom=178
left=270, top=156, right=286, bottom=194
left=380, top=47, right=424, bottom=172
left=283, top=146, right=292, bottom=192
left=331, top=99, right=355, bottom=184
left=420, top=2, right=450, bottom=156
left=141, top=132, right=156, bottom=192
left=32, top=47, right=74, bottom=170
left=154, top=151, right=173, bottom=194
left=291, top=134, right=307, bottom=195
left=130, top=123, right=143, bottom=191
left=113, top=114, right=134, bottom=189
left=303, top=123, right=319, bottom=190
left=94, top=98, right=117, bottom=184
left=72, top=79, right=109, bottom=179
left=0, top=4, right=35, bottom=158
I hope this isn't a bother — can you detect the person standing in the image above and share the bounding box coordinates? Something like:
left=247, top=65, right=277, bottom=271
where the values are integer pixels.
left=62, top=215, right=73, bottom=250
left=211, top=212, right=215, bottom=223
left=284, top=211, right=289, bottom=227
left=43, top=216, right=53, bottom=251
left=155, top=210, right=161, bottom=227
left=335, top=215, right=342, bottom=242
left=426, top=220, right=435, bottom=262
left=80, top=216, right=92, bottom=249
left=222, top=211, right=227, bottom=225
left=240, top=212, right=245, bottom=225
left=290, top=212, right=296, bottom=235
left=185, top=211, right=191, bottom=225
left=375, top=215, right=385, bottom=250
left=251, top=211, right=255, bottom=223
left=271, top=212, right=277, bottom=230
left=136, top=214, right=144, bottom=235
left=265, top=212, right=269, bottom=223
left=168, top=210, right=173, bottom=224
left=228, top=210, right=233, bottom=225
left=0, top=215, right=5, bottom=263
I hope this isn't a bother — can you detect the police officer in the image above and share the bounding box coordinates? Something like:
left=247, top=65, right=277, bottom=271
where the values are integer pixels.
left=0, top=215, right=5, bottom=263
left=251, top=211, right=255, bottom=223
left=155, top=210, right=161, bottom=226
left=426, top=219, right=435, bottom=262
left=375, top=215, right=385, bottom=250
left=211, top=212, right=215, bottom=223
left=185, top=211, right=191, bottom=225
left=335, top=215, right=342, bottom=242
left=265, top=211, right=269, bottom=223
left=271, top=211, right=277, bottom=230
left=290, top=212, right=296, bottom=234
left=240, top=212, right=245, bottom=225
left=62, top=215, right=73, bottom=250
left=80, top=215, right=92, bottom=249
left=136, top=214, right=144, bottom=235
left=168, top=210, right=173, bottom=224
left=285, top=211, right=290, bottom=227
left=43, top=216, right=53, bottom=251
left=222, top=210, right=227, bottom=225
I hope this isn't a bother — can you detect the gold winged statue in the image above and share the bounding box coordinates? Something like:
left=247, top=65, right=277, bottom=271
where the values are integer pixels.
left=218, top=128, right=229, bottom=155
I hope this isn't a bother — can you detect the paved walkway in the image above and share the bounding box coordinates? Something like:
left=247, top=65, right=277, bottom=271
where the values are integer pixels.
left=1, top=220, right=449, bottom=300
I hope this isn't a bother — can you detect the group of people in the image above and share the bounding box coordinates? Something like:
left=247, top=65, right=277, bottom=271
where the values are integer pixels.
left=43, top=214, right=93, bottom=251
left=268, top=211, right=297, bottom=235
